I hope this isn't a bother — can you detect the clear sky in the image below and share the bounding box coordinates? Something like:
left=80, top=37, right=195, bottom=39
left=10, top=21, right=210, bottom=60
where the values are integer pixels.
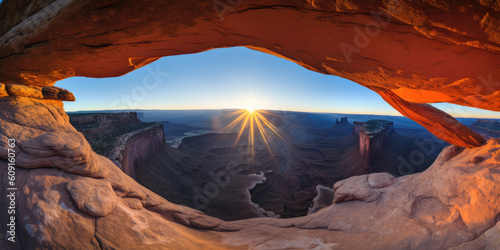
left=58, top=47, right=499, bottom=119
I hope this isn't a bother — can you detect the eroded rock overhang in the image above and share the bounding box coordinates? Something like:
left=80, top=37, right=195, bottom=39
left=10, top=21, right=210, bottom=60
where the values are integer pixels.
left=0, top=0, right=498, bottom=147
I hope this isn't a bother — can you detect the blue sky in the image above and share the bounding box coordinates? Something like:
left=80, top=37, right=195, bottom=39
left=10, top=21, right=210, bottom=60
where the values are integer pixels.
left=58, top=47, right=499, bottom=118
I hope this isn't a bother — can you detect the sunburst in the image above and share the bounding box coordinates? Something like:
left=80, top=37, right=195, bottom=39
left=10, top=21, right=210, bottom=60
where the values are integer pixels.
left=223, top=108, right=287, bottom=159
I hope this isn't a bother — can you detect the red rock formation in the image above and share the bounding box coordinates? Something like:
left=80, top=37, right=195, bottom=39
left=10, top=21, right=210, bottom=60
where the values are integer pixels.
left=335, top=117, right=349, bottom=126
left=0, top=83, right=75, bottom=101
left=353, top=120, right=394, bottom=169
left=0, top=0, right=499, bottom=146
left=0, top=97, right=230, bottom=249
left=377, top=89, right=486, bottom=147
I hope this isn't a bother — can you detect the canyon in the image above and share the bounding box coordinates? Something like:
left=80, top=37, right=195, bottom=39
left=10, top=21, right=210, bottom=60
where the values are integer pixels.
left=470, top=119, right=500, bottom=139
left=75, top=110, right=447, bottom=220
left=69, top=112, right=166, bottom=179
left=0, top=0, right=499, bottom=249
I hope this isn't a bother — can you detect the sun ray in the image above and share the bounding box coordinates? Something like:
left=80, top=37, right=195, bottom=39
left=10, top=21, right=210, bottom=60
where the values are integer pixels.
left=225, top=111, right=249, bottom=131
left=254, top=114, right=275, bottom=161
left=255, top=112, right=288, bottom=142
left=249, top=110, right=255, bottom=157
left=224, top=108, right=288, bottom=160
left=233, top=112, right=250, bottom=146
left=222, top=109, right=247, bottom=118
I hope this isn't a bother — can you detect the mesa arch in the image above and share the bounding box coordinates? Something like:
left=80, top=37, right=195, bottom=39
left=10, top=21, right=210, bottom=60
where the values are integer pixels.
left=1, top=0, right=499, bottom=147
left=1, top=1, right=500, bottom=249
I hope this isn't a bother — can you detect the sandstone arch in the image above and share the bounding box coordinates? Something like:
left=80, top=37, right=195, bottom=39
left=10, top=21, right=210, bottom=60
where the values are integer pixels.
left=1, top=0, right=499, bottom=147
left=1, top=1, right=500, bottom=249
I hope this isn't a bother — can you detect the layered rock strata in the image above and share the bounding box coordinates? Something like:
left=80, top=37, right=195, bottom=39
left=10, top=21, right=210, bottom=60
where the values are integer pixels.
left=108, top=123, right=166, bottom=179
left=353, top=120, right=394, bottom=169
left=0, top=83, right=74, bottom=101
left=470, top=119, right=500, bottom=139
left=69, top=112, right=141, bottom=128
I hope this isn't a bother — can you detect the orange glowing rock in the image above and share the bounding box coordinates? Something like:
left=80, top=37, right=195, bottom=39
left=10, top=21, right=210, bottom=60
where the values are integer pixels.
left=0, top=0, right=498, bottom=147
left=376, top=89, right=486, bottom=147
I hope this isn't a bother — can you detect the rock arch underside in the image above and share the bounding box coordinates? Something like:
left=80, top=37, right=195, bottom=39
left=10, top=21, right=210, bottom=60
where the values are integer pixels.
left=0, top=0, right=499, bottom=249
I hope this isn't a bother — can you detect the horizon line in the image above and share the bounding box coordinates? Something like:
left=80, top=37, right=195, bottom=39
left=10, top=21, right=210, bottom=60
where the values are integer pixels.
left=64, top=108, right=500, bottom=120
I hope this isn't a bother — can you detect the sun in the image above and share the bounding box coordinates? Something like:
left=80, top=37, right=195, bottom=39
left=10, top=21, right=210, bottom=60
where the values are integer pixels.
left=222, top=108, right=287, bottom=160
left=244, top=105, right=256, bottom=113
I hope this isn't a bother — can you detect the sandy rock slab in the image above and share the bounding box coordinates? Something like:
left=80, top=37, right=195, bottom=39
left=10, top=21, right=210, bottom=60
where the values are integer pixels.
left=0, top=83, right=8, bottom=97
left=66, top=178, right=118, bottom=217
left=6, top=84, right=43, bottom=99
left=0, top=83, right=75, bottom=101
left=333, top=172, right=397, bottom=203
left=42, top=86, right=76, bottom=101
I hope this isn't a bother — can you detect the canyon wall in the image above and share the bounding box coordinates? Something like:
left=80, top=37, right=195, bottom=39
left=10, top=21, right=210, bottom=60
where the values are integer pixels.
left=108, top=123, right=166, bottom=179
left=69, top=112, right=167, bottom=179
left=353, top=120, right=395, bottom=169
left=470, top=119, right=500, bottom=140
left=69, top=112, right=140, bottom=129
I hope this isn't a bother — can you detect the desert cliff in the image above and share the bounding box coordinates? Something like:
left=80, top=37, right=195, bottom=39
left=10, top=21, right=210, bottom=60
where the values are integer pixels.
left=353, top=120, right=395, bottom=169
left=470, top=119, right=500, bottom=140
left=107, top=123, right=165, bottom=179
left=69, top=112, right=166, bottom=179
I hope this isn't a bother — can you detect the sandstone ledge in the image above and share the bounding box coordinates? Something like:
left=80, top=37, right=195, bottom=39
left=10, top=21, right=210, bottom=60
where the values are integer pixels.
left=0, top=83, right=75, bottom=101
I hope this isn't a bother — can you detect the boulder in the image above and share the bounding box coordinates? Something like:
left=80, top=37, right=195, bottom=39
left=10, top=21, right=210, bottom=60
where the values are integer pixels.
left=41, top=86, right=58, bottom=99
left=6, top=83, right=43, bottom=99
left=332, top=172, right=397, bottom=203
left=42, top=86, right=76, bottom=101
left=54, top=86, right=76, bottom=101
left=66, top=178, right=118, bottom=217
left=0, top=83, right=8, bottom=97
